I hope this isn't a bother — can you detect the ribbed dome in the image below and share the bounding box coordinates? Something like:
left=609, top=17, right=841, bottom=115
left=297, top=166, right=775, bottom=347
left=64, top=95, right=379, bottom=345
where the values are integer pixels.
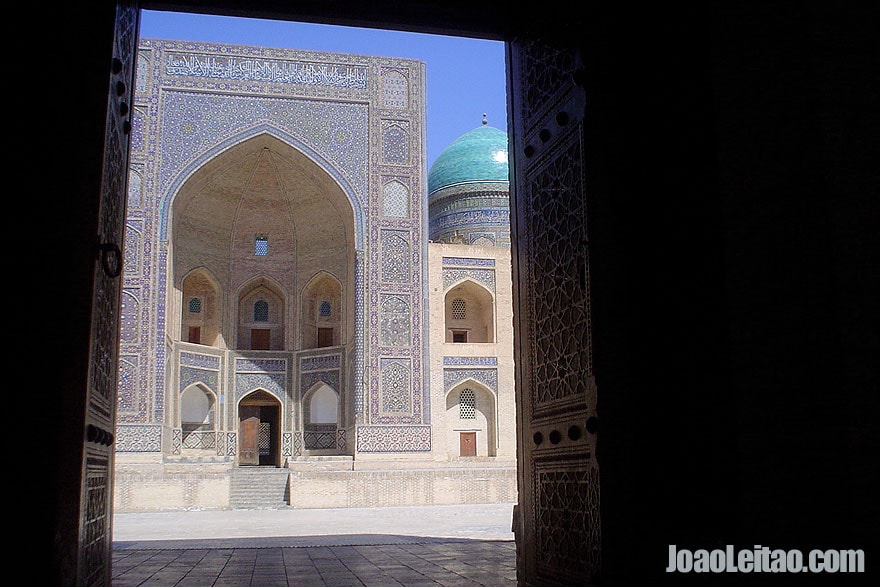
left=428, top=119, right=509, bottom=196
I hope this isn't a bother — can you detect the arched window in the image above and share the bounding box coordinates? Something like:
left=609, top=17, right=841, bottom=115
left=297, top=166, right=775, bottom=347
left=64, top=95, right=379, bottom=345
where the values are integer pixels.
left=254, top=300, right=269, bottom=322
left=188, top=297, right=201, bottom=313
left=319, top=300, right=332, bottom=317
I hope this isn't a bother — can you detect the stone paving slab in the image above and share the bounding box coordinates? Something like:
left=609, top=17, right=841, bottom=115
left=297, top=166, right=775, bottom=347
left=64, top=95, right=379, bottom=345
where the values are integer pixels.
left=111, top=503, right=518, bottom=586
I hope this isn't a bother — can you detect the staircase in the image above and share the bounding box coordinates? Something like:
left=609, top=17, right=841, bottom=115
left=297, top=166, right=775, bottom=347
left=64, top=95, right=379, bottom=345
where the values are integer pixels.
left=229, top=466, right=291, bottom=509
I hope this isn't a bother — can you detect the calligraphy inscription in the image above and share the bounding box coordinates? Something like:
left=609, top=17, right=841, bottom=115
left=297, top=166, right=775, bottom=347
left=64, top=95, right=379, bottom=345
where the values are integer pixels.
left=165, top=52, right=368, bottom=88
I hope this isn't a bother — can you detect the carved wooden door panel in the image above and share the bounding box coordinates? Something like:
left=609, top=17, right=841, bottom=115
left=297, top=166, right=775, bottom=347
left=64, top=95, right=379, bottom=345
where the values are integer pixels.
left=79, top=2, right=139, bottom=585
left=508, top=37, right=601, bottom=585
left=239, top=406, right=261, bottom=465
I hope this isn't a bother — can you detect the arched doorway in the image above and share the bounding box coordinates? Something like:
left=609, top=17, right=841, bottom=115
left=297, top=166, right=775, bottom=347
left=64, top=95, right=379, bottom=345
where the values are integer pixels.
left=445, top=381, right=497, bottom=457
left=238, top=390, right=282, bottom=466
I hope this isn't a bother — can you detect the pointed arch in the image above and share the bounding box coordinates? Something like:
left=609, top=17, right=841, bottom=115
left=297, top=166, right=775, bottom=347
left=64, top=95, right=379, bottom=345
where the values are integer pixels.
left=303, top=382, right=339, bottom=425
left=444, top=278, right=496, bottom=343
left=302, top=271, right=343, bottom=349
left=180, top=267, right=223, bottom=346
left=445, top=379, right=498, bottom=457
left=236, top=276, right=286, bottom=350
left=180, top=383, right=217, bottom=450
left=237, top=389, right=283, bottom=466
left=160, top=127, right=365, bottom=249
left=302, top=381, right=341, bottom=451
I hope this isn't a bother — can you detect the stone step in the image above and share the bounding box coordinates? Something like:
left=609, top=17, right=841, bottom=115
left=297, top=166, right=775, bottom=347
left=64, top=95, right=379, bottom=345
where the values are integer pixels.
left=229, top=467, right=290, bottom=509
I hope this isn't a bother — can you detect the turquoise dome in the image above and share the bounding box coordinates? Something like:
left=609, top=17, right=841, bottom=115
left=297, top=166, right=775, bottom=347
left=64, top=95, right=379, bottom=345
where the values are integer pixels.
left=428, top=121, right=509, bottom=196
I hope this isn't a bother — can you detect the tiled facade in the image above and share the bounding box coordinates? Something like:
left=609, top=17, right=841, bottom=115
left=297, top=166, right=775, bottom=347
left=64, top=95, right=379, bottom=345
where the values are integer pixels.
left=114, top=39, right=516, bottom=510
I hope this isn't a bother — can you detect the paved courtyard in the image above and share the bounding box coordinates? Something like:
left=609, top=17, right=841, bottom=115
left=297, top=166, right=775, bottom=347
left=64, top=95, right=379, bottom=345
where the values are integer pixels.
left=112, top=503, right=518, bottom=586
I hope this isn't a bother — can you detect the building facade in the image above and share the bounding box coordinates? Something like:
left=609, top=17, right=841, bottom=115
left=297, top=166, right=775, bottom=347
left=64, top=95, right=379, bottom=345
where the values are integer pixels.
left=113, top=38, right=515, bottom=510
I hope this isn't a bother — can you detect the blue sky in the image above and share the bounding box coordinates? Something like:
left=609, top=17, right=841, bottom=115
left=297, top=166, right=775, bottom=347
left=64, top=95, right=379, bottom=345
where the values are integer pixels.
left=139, top=10, right=508, bottom=169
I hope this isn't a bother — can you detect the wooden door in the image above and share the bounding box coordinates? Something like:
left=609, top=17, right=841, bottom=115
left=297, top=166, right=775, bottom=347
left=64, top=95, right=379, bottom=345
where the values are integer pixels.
left=317, top=327, right=333, bottom=347
left=73, top=2, right=139, bottom=585
left=460, top=432, right=477, bottom=456
left=251, top=328, right=270, bottom=350
left=508, top=37, right=601, bottom=584
left=239, top=406, right=260, bottom=465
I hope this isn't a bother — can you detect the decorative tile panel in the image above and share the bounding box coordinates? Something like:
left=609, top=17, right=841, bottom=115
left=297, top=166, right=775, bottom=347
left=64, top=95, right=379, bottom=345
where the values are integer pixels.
left=381, top=69, right=409, bottom=109
left=234, top=357, right=286, bottom=372
left=380, top=295, right=411, bottom=346
left=115, top=425, right=162, bottom=452
left=382, top=179, right=410, bottom=217
left=119, top=290, right=140, bottom=344
left=381, top=230, right=410, bottom=282
left=380, top=360, right=411, bottom=413
left=235, top=373, right=285, bottom=398
left=356, top=425, right=431, bottom=452
left=443, top=268, right=496, bottom=292
left=179, top=367, right=218, bottom=393
left=381, top=119, right=409, bottom=165
left=181, top=352, right=221, bottom=370
left=443, top=356, right=498, bottom=366
left=444, top=368, right=498, bottom=393
left=442, top=257, right=496, bottom=267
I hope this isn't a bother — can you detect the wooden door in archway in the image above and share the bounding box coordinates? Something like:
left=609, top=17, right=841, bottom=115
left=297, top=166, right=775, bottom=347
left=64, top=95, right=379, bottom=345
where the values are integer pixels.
left=239, top=406, right=261, bottom=465
left=238, top=392, right=281, bottom=466
left=509, top=36, right=601, bottom=585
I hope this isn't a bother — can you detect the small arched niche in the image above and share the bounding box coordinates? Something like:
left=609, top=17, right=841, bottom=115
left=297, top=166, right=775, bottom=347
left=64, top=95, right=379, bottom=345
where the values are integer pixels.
left=180, top=268, right=222, bottom=346
left=445, top=381, right=497, bottom=457
left=180, top=384, right=217, bottom=451
left=302, top=272, right=342, bottom=349
left=237, top=278, right=285, bottom=350
left=445, top=280, right=495, bottom=343
left=303, top=382, right=340, bottom=451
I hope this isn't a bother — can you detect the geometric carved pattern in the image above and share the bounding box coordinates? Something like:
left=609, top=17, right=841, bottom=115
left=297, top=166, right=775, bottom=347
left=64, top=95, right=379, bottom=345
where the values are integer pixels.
left=527, top=132, right=591, bottom=406
left=518, top=39, right=576, bottom=123
left=83, top=454, right=111, bottom=586
left=114, top=425, right=162, bottom=452
left=534, top=463, right=601, bottom=582
left=282, top=432, right=292, bottom=457
left=259, top=422, right=271, bottom=455
left=171, top=428, right=182, bottom=455
left=356, top=425, right=431, bottom=452
left=181, top=430, right=216, bottom=449
left=304, top=430, right=336, bottom=449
